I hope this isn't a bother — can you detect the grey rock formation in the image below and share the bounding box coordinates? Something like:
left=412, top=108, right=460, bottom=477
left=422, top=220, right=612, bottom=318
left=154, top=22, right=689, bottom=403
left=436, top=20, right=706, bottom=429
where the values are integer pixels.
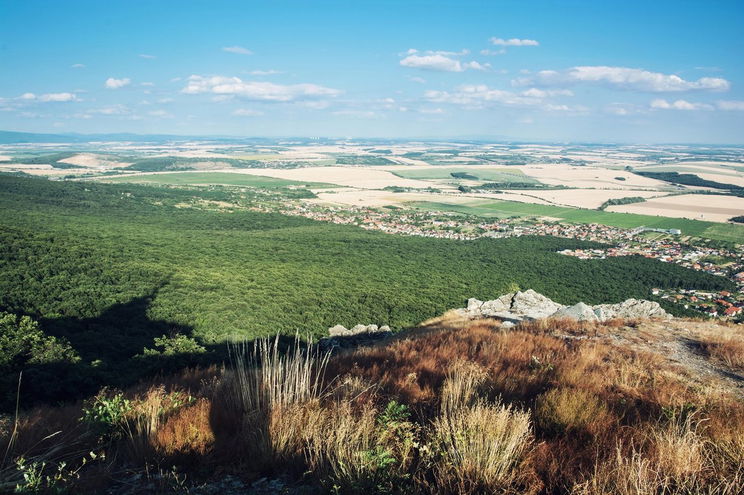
left=320, top=323, right=392, bottom=350
left=460, top=289, right=669, bottom=323
left=593, top=299, right=670, bottom=320
left=554, top=302, right=600, bottom=321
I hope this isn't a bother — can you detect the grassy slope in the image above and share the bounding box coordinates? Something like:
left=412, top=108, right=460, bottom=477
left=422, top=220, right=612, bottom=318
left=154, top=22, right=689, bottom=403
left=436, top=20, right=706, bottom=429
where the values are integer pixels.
left=407, top=199, right=744, bottom=242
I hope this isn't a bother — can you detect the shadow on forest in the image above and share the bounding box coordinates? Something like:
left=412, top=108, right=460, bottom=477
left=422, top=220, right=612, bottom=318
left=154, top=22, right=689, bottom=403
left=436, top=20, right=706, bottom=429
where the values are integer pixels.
left=7, top=287, right=231, bottom=411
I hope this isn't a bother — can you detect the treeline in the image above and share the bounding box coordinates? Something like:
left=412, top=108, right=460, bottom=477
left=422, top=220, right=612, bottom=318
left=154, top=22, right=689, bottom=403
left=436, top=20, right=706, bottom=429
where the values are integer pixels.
left=598, top=196, right=646, bottom=210
left=635, top=171, right=744, bottom=195
left=0, top=175, right=733, bottom=407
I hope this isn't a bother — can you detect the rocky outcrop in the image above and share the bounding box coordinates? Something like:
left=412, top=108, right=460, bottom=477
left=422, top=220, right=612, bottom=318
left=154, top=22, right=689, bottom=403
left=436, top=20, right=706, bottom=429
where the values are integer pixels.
left=593, top=299, right=670, bottom=320
left=460, top=289, right=670, bottom=322
left=321, top=324, right=392, bottom=350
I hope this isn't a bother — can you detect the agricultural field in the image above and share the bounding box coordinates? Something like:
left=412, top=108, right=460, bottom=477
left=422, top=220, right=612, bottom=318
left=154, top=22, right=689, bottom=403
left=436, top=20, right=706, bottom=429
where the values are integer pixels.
left=391, top=166, right=536, bottom=183
left=103, top=171, right=336, bottom=188
left=407, top=198, right=744, bottom=241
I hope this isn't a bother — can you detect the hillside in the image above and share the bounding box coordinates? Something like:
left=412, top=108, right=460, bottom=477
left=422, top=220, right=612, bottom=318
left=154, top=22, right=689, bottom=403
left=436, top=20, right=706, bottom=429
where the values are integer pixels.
left=1, top=307, right=742, bottom=494
left=0, top=175, right=734, bottom=406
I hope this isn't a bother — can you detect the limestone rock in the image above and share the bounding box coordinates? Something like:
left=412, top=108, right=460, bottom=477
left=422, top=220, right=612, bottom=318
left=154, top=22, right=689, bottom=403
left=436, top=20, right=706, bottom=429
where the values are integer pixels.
left=510, top=290, right=565, bottom=319
left=553, top=302, right=599, bottom=321
left=593, top=299, right=670, bottom=321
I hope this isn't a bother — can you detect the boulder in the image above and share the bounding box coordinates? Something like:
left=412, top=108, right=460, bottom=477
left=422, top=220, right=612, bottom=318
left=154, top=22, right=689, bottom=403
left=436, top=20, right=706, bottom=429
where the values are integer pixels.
left=553, top=302, right=599, bottom=321
left=510, top=290, right=565, bottom=319
left=593, top=299, right=670, bottom=321
left=328, top=324, right=350, bottom=337
left=321, top=323, right=393, bottom=351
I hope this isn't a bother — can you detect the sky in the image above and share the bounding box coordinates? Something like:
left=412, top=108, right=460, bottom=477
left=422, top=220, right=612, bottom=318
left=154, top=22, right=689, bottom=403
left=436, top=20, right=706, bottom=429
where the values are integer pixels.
left=1, top=0, right=743, bottom=143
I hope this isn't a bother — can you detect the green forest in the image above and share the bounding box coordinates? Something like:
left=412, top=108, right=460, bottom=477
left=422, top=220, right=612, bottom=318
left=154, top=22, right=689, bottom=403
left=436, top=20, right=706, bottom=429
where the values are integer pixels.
left=0, top=175, right=733, bottom=406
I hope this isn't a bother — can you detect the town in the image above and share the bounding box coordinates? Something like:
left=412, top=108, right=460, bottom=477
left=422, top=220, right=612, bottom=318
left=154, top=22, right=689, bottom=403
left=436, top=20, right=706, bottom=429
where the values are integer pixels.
left=250, top=194, right=744, bottom=320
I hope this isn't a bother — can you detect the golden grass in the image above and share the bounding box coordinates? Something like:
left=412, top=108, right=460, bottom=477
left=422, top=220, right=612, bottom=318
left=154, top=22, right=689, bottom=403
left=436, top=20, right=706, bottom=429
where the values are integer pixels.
left=697, top=326, right=744, bottom=370
left=2, top=319, right=743, bottom=494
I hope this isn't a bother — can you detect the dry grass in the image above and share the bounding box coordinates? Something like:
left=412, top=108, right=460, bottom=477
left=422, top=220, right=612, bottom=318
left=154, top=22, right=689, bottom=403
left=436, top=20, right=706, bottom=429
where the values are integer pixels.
left=2, top=318, right=743, bottom=494
left=697, top=326, right=744, bottom=370
left=431, top=364, right=533, bottom=493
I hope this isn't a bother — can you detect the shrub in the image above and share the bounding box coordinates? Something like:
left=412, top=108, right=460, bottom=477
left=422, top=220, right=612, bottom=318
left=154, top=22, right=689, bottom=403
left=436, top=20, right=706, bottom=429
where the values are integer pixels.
left=141, top=334, right=206, bottom=356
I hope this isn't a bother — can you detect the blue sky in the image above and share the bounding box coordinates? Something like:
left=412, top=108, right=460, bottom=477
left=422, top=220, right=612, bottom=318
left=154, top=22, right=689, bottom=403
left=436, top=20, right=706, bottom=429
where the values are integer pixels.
left=1, top=0, right=743, bottom=143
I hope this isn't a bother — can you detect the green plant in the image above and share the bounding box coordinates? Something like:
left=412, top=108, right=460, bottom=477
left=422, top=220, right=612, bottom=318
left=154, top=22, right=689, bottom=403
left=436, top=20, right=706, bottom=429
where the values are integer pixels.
left=141, top=334, right=206, bottom=356
left=81, top=391, right=131, bottom=437
left=14, top=451, right=102, bottom=494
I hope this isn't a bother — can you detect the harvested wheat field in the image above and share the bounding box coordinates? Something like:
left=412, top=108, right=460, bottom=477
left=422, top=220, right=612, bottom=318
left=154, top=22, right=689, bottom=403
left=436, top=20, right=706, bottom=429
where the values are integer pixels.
left=607, top=193, right=744, bottom=222
left=228, top=166, right=436, bottom=189
left=515, top=188, right=662, bottom=209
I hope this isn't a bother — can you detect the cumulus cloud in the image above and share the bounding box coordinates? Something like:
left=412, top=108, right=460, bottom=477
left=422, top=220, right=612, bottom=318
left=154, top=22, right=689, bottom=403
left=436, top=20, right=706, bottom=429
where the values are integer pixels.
left=650, top=99, right=714, bottom=110
left=425, top=85, right=543, bottom=108
left=399, top=49, right=488, bottom=72
left=513, top=66, right=730, bottom=92
left=105, top=77, right=131, bottom=89
left=425, top=84, right=581, bottom=112
left=222, top=45, right=252, bottom=55
left=23, top=92, right=79, bottom=102
left=250, top=69, right=282, bottom=76
left=233, top=108, right=264, bottom=116
left=520, top=88, right=573, bottom=98
left=490, top=37, right=539, bottom=46
left=480, top=49, right=506, bottom=56
left=71, top=63, right=85, bottom=69
left=332, top=110, right=379, bottom=118
left=717, top=100, right=744, bottom=111
left=181, top=75, right=341, bottom=101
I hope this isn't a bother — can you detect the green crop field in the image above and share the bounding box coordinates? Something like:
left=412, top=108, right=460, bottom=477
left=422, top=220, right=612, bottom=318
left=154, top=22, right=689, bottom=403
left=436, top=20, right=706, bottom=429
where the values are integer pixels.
left=393, top=167, right=535, bottom=183
left=103, top=172, right=335, bottom=188
left=407, top=199, right=744, bottom=241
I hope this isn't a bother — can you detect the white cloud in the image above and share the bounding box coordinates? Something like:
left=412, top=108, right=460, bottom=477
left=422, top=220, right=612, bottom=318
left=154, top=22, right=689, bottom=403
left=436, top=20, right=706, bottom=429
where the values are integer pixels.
left=514, top=66, right=730, bottom=92
left=418, top=107, right=445, bottom=114
left=38, top=92, right=79, bottom=102
left=141, top=82, right=155, bottom=87
left=71, top=63, right=85, bottom=69
left=232, top=108, right=264, bottom=116
left=250, top=69, right=281, bottom=76
left=105, top=77, right=131, bottom=89
left=490, top=37, right=539, bottom=47
left=222, top=45, right=252, bottom=55
left=480, top=49, right=506, bottom=56
left=182, top=75, right=341, bottom=101
left=650, top=99, right=714, bottom=110
left=717, top=100, right=744, bottom=111
left=157, top=97, right=174, bottom=103
left=408, top=76, right=427, bottom=84
left=92, top=104, right=131, bottom=115
left=400, top=50, right=487, bottom=72
left=425, top=85, right=543, bottom=108
left=521, top=88, right=573, bottom=98
left=19, top=93, right=36, bottom=100
left=139, top=54, right=156, bottom=59
left=424, top=84, right=582, bottom=112
left=400, top=53, right=464, bottom=72
left=332, top=110, right=379, bottom=118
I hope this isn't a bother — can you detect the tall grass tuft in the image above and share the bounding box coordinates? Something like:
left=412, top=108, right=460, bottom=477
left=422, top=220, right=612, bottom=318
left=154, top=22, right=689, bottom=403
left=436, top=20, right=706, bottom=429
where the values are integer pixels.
left=229, top=334, right=330, bottom=413
left=430, top=363, right=533, bottom=493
